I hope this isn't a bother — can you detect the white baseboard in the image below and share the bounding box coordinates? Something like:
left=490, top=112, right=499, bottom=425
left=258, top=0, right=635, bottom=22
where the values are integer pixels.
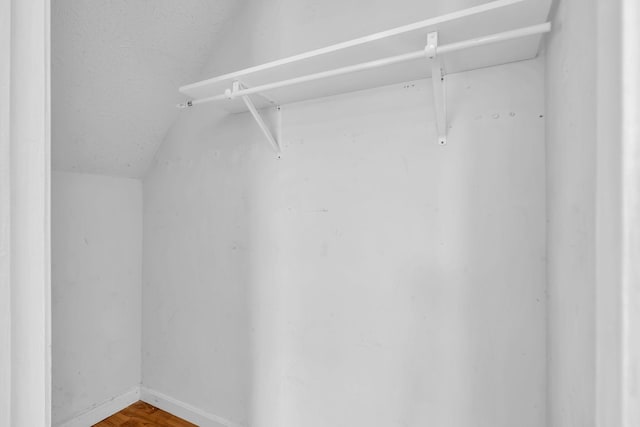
left=140, top=386, right=243, bottom=427
left=56, top=386, right=140, bottom=427
left=54, top=385, right=240, bottom=427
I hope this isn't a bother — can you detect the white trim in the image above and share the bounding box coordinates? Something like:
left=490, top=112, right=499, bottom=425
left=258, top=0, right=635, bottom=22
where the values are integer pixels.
left=621, top=0, right=640, bottom=424
left=56, top=387, right=140, bottom=427
left=6, top=0, right=51, bottom=425
left=0, top=0, right=12, bottom=424
left=595, top=0, right=640, bottom=426
left=53, top=386, right=243, bottom=427
left=140, top=387, right=244, bottom=427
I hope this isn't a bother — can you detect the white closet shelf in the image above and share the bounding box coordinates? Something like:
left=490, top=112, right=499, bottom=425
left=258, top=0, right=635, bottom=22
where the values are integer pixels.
left=177, top=0, right=552, bottom=152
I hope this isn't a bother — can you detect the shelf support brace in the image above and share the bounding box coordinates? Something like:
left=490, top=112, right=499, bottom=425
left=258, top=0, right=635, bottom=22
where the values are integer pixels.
left=229, top=81, right=282, bottom=157
left=426, top=32, right=447, bottom=145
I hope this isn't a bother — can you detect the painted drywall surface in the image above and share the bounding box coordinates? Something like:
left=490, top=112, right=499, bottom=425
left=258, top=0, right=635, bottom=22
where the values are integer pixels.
left=544, top=0, right=597, bottom=426
left=143, top=58, right=546, bottom=427
left=52, top=171, right=142, bottom=425
left=50, top=0, right=551, bottom=179
left=52, top=0, right=241, bottom=178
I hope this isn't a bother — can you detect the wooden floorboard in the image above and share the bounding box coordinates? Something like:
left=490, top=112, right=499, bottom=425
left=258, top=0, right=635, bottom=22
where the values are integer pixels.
left=93, top=401, right=197, bottom=427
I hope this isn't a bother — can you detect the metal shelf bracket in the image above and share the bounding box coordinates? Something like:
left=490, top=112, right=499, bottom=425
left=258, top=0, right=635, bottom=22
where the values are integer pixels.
left=228, top=81, right=282, bottom=157
left=426, top=31, right=447, bottom=145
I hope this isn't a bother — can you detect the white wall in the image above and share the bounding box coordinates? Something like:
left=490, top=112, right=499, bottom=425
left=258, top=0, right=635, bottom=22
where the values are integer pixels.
left=545, top=0, right=597, bottom=426
left=52, top=171, right=142, bottom=426
left=51, top=0, right=242, bottom=178
left=143, top=53, right=546, bottom=427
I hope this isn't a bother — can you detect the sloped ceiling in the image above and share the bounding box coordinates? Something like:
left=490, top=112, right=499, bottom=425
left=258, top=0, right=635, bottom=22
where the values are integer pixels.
left=52, top=0, right=241, bottom=178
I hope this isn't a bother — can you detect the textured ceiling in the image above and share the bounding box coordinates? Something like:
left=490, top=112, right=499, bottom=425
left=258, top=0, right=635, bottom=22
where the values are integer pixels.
left=52, top=0, right=240, bottom=178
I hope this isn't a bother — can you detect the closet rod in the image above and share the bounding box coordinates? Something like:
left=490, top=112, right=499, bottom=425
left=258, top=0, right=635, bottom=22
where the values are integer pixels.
left=184, top=22, right=550, bottom=107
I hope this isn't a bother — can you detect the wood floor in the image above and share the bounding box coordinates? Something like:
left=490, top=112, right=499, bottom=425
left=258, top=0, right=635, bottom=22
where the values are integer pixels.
left=93, top=401, right=197, bottom=427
